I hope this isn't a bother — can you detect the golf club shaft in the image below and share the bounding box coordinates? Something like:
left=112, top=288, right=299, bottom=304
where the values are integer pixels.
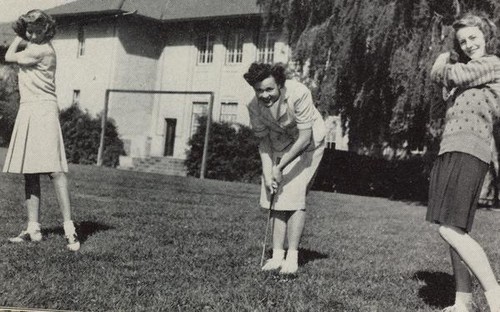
left=260, top=157, right=281, bottom=267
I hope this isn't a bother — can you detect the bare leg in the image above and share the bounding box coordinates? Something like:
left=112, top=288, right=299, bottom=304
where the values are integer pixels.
left=8, top=174, right=42, bottom=242
left=450, top=247, right=473, bottom=293
left=49, top=172, right=80, bottom=251
left=286, top=210, right=306, bottom=250
left=49, top=172, right=71, bottom=222
left=24, top=174, right=41, bottom=223
left=271, top=210, right=288, bottom=250
left=262, top=210, right=288, bottom=271
left=439, top=225, right=499, bottom=291
left=281, top=210, right=306, bottom=274
left=450, top=247, right=473, bottom=310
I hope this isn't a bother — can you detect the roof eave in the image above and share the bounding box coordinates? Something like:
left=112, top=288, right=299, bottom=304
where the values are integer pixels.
left=161, top=13, right=262, bottom=23
left=51, top=10, right=125, bottom=19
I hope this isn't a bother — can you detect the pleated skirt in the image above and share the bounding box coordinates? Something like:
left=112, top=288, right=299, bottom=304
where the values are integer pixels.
left=426, top=152, right=488, bottom=232
left=2, top=100, right=68, bottom=174
left=260, top=142, right=325, bottom=211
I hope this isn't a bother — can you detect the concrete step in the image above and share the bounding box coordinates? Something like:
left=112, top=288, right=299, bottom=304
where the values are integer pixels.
left=118, top=156, right=187, bottom=176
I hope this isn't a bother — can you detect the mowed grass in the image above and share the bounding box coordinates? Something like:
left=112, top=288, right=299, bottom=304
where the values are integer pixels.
left=0, top=158, right=500, bottom=311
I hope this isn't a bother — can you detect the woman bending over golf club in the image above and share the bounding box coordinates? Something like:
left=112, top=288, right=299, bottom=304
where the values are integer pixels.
left=3, top=10, right=80, bottom=251
left=244, top=63, right=326, bottom=274
left=427, top=13, right=500, bottom=312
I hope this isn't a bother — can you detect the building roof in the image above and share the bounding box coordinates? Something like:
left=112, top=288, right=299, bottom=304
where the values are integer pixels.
left=47, top=0, right=262, bottom=21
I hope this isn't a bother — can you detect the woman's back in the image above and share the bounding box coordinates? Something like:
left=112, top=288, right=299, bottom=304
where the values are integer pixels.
left=18, top=42, right=56, bottom=103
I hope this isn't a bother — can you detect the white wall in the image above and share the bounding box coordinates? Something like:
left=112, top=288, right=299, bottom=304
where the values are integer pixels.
left=53, top=18, right=163, bottom=158
left=151, top=20, right=287, bottom=159
left=53, top=17, right=290, bottom=160
left=53, top=21, right=117, bottom=113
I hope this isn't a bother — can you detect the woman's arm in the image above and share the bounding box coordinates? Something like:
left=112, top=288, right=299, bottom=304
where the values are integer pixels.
left=431, top=52, right=500, bottom=88
left=272, top=128, right=312, bottom=183
left=258, top=135, right=277, bottom=193
left=4, top=37, right=24, bottom=63
left=5, top=36, right=41, bottom=65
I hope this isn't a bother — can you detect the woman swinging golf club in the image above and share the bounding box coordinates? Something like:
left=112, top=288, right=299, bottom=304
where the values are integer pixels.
left=244, top=63, right=326, bottom=274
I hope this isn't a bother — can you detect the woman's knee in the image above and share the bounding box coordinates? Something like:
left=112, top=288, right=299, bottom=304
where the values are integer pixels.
left=439, top=225, right=466, bottom=243
left=49, top=172, right=65, bottom=180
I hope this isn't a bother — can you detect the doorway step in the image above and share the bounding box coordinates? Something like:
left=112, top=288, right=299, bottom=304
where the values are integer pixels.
left=118, top=156, right=187, bottom=176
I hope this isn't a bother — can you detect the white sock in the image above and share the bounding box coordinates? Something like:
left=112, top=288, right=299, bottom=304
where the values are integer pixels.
left=455, top=292, right=473, bottom=308
left=272, top=249, right=285, bottom=260
left=27, top=221, right=41, bottom=233
left=485, top=286, right=500, bottom=311
left=63, top=221, right=76, bottom=235
left=286, top=249, right=298, bottom=262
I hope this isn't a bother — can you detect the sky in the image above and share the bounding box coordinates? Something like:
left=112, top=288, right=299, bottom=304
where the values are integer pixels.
left=0, top=0, right=77, bottom=23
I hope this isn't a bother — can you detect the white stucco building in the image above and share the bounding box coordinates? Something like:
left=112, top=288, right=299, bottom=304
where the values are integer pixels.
left=45, top=0, right=293, bottom=169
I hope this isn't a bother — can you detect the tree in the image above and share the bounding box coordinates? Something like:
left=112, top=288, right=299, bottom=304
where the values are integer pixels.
left=0, top=64, right=19, bottom=146
left=185, top=116, right=262, bottom=182
left=257, top=0, right=500, bottom=154
left=59, top=104, right=125, bottom=167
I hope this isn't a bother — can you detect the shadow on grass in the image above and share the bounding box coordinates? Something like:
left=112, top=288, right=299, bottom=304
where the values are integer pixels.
left=264, top=248, right=328, bottom=267
left=412, top=271, right=454, bottom=308
left=42, top=221, right=114, bottom=243
left=298, top=248, right=328, bottom=266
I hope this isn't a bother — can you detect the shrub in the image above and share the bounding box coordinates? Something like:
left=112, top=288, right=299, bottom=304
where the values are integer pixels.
left=0, top=64, right=20, bottom=146
left=313, top=149, right=432, bottom=203
left=59, top=104, right=125, bottom=167
left=186, top=116, right=262, bottom=183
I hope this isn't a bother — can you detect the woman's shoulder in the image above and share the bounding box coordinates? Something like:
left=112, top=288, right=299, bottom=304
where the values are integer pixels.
left=26, top=43, right=55, bottom=57
left=284, top=79, right=308, bottom=91
left=284, top=79, right=311, bottom=99
left=472, top=55, right=500, bottom=65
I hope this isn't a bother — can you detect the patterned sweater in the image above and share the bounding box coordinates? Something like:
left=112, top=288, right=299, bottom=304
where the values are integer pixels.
left=430, top=55, right=500, bottom=163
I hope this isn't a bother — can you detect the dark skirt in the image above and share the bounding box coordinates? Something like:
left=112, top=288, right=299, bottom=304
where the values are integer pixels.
left=426, top=152, right=488, bottom=232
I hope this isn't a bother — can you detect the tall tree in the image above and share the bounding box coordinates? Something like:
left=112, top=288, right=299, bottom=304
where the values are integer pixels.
left=258, top=0, right=500, bottom=153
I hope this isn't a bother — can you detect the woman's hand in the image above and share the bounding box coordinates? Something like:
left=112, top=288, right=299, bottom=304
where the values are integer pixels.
left=271, top=165, right=282, bottom=185
left=264, top=176, right=279, bottom=194
left=434, top=52, right=450, bottom=66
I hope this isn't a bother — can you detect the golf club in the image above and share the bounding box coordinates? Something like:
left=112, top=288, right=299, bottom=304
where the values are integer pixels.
left=260, top=157, right=281, bottom=268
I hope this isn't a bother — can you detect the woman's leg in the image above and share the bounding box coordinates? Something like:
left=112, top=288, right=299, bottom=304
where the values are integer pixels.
left=25, top=173, right=41, bottom=224
left=262, top=210, right=288, bottom=270
left=439, top=225, right=500, bottom=310
left=9, top=174, right=42, bottom=242
left=49, top=172, right=80, bottom=251
left=281, top=210, right=306, bottom=274
left=449, top=247, right=474, bottom=310
left=49, top=172, right=71, bottom=222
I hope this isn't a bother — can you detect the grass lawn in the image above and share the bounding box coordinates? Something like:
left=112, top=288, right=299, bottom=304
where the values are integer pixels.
left=0, top=156, right=500, bottom=311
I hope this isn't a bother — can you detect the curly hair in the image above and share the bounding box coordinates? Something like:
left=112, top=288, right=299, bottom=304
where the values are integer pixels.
left=12, top=9, right=56, bottom=42
left=452, top=13, right=498, bottom=63
left=243, top=63, right=287, bottom=87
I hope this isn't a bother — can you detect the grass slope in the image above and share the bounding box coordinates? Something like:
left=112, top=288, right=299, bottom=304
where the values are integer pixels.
left=0, top=163, right=499, bottom=311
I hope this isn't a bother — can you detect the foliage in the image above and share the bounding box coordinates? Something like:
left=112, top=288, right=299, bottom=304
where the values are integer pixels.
left=186, top=116, right=262, bottom=183
left=0, top=64, right=19, bottom=146
left=258, top=0, right=500, bottom=153
left=313, top=149, right=433, bottom=202
left=59, top=103, right=125, bottom=167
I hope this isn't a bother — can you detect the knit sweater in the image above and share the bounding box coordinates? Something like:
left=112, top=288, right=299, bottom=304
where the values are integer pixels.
left=430, top=55, right=500, bottom=163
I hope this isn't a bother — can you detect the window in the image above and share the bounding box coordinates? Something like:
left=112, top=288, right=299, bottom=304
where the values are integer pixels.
left=220, top=102, right=238, bottom=123
left=257, top=32, right=276, bottom=64
left=77, top=25, right=85, bottom=57
left=191, top=102, right=208, bottom=136
left=225, top=33, right=244, bottom=64
left=196, top=34, right=215, bottom=64
left=72, top=90, right=80, bottom=104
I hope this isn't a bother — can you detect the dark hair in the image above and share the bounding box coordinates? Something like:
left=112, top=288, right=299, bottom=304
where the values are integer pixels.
left=243, top=63, right=287, bottom=87
left=12, top=9, right=56, bottom=42
left=452, top=13, right=497, bottom=63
